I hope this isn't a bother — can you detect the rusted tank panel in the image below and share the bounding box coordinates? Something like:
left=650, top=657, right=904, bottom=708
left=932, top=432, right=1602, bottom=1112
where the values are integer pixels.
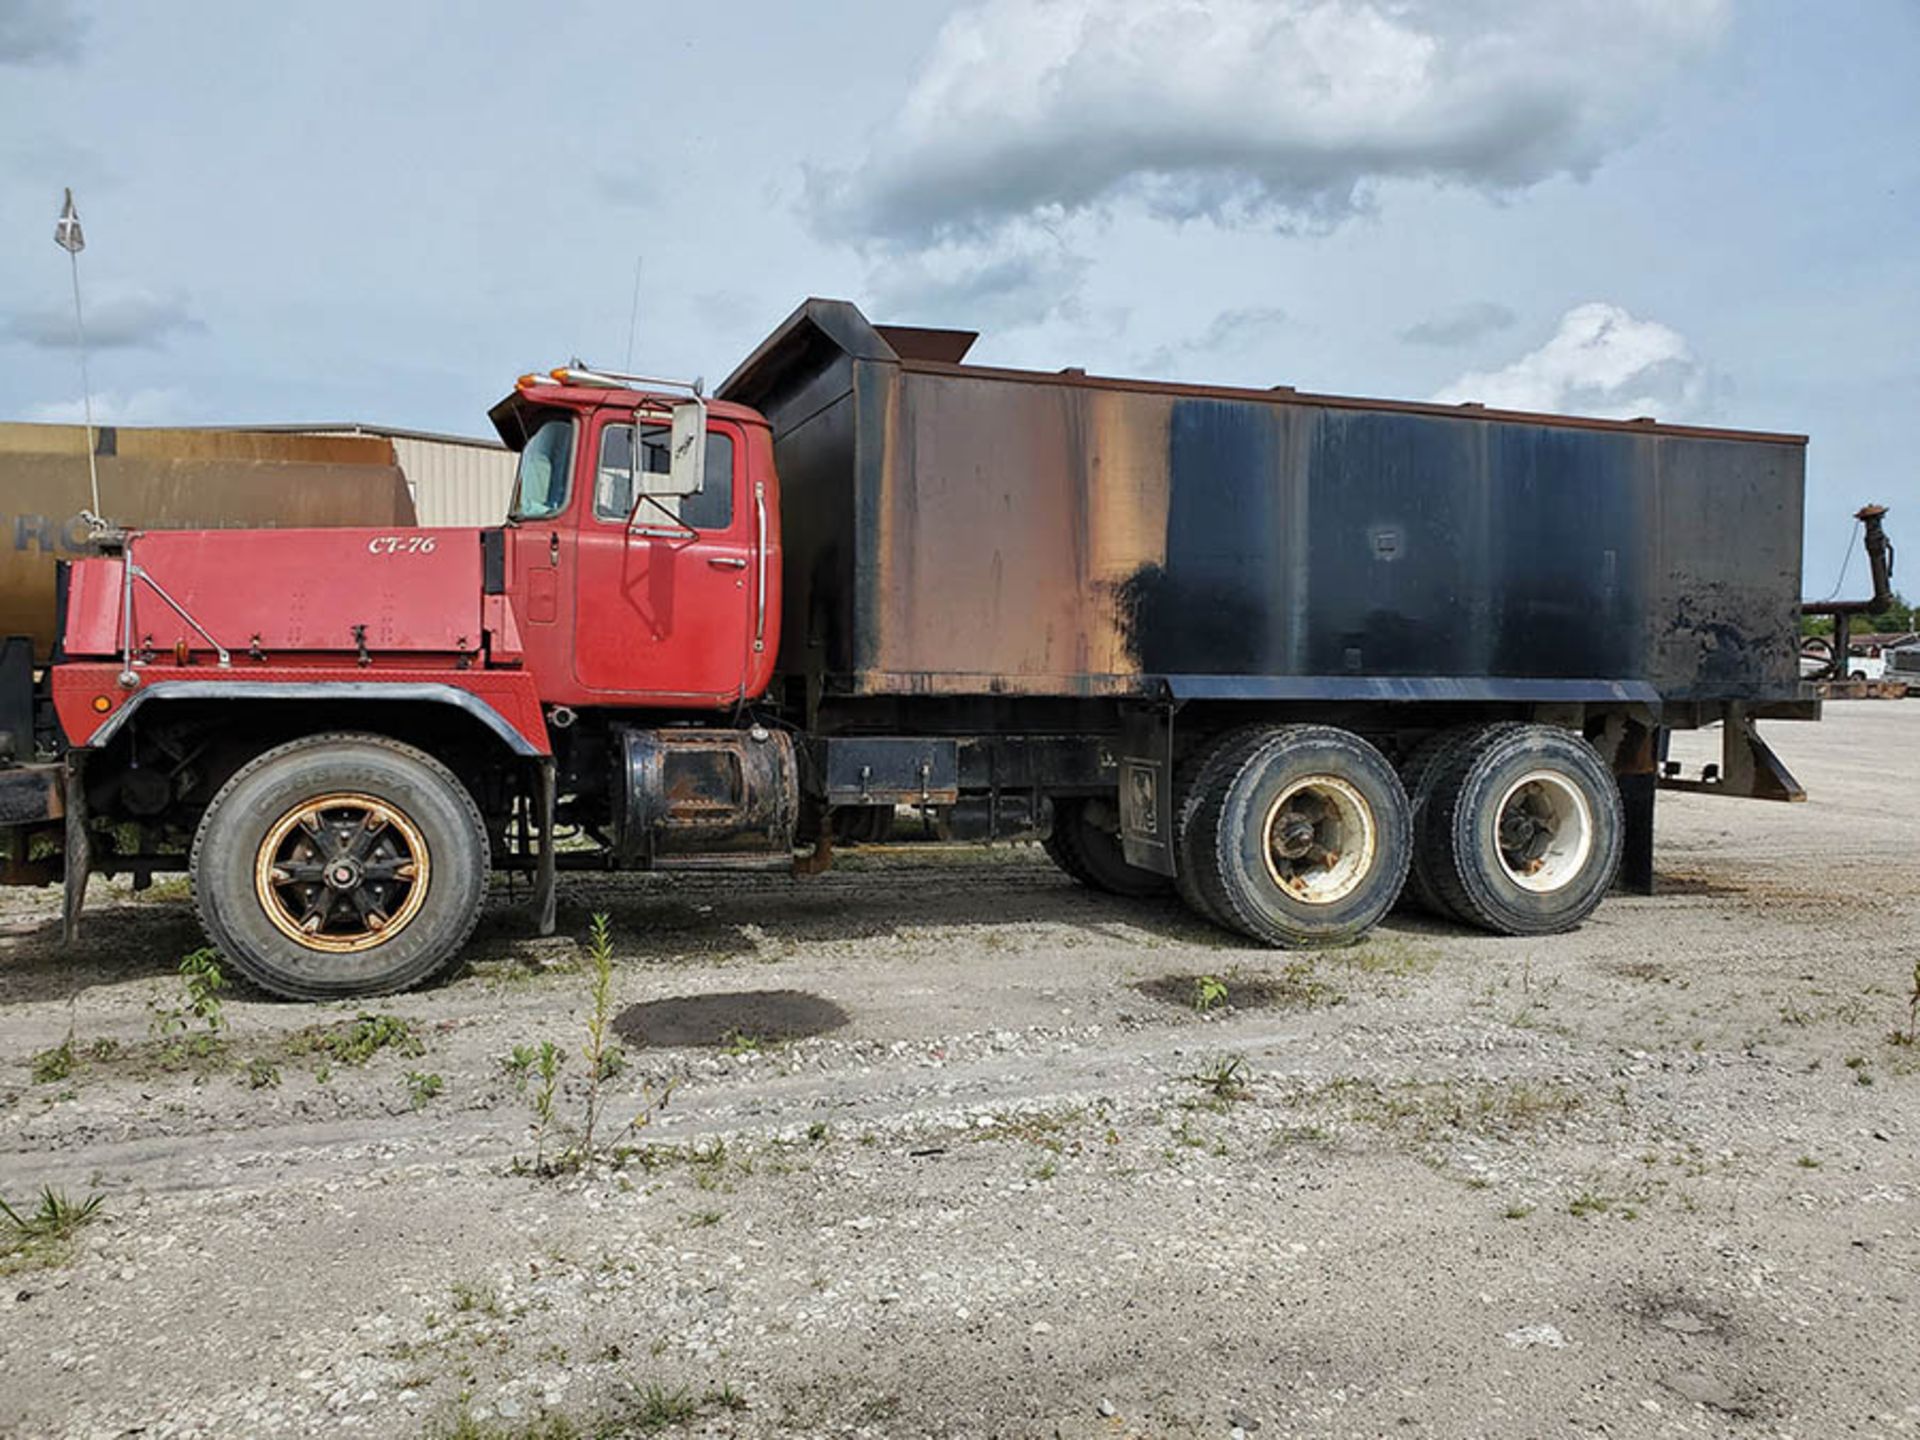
left=722, top=300, right=1807, bottom=706
left=0, top=423, right=416, bottom=661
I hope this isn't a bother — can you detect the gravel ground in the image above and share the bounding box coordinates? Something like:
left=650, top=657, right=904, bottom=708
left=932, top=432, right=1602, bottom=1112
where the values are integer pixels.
left=1, top=703, right=1916, bottom=1439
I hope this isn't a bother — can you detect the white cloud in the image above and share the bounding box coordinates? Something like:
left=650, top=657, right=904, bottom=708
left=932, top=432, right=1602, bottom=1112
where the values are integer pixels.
left=814, top=0, right=1729, bottom=242
left=28, top=388, right=191, bottom=426
left=1431, top=303, right=1705, bottom=419
left=3, top=289, right=205, bottom=351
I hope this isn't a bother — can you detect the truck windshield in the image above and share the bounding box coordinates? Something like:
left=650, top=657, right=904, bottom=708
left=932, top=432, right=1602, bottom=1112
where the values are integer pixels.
left=510, top=418, right=573, bottom=521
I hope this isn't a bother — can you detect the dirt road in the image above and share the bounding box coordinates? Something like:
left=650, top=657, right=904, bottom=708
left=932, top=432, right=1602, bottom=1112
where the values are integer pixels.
left=2, top=704, right=1916, bottom=1439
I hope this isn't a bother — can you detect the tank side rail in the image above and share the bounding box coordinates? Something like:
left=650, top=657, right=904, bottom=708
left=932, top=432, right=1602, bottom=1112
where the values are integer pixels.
left=1158, top=675, right=1663, bottom=705
left=1657, top=702, right=1807, bottom=803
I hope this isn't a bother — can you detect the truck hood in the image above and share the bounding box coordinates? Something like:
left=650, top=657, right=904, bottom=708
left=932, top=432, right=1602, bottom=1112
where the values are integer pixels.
left=63, top=527, right=489, bottom=663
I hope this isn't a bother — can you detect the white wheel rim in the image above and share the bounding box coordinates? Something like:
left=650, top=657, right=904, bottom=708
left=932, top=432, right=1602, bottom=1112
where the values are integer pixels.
left=1492, top=770, right=1593, bottom=894
left=1262, top=775, right=1376, bottom=906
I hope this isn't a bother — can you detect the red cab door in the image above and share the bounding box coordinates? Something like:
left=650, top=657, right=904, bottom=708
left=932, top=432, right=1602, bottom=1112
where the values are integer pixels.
left=571, top=412, right=751, bottom=703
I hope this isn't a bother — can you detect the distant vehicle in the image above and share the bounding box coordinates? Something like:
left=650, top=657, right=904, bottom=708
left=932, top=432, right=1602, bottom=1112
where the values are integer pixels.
left=1890, top=646, right=1920, bottom=685
left=1848, top=650, right=1888, bottom=682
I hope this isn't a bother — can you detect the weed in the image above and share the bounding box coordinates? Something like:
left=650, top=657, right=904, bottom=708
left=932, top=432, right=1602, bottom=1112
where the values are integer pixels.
left=0, top=1187, right=104, bottom=1274
left=318, top=1013, right=422, bottom=1067
left=1502, top=1203, right=1535, bottom=1220
left=1313, top=1077, right=1583, bottom=1141
left=1891, top=957, right=1920, bottom=1048
left=685, top=1209, right=723, bottom=1228
left=406, top=1071, right=445, bottom=1110
left=1795, top=1155, right=1821, bottom=1170
left=449, top=1279, right=501, bottom=1316
left=706, top=1383, right=749, bottom=1413
left=244, top=1057, right=282, bottom=1090
left=1192, top=974, right=1229, bottom=1014
left=502, top=1044, right=540, bottom=1088
left=1567, top=1191, right=1613, bottom=1218
left=806, top=1121, right=829, bottom=1143
left=1183, top=1054, right=1253, bottom=1105
left=1029, top=1156, right=1059, bottom=1181
left=88, top=1037, right=120, bottom=1062
left=150, top=948, right=229, bottom=1061
left=528, top=1040, right=565, bottom=1171
left=580, top=913, right=617, bottom=1159
left=30, top=1032, right=75, bottom=1085
left=627, top=1382, right=699, bottom=1430
left=720, top=1030, right=764, bottom=1056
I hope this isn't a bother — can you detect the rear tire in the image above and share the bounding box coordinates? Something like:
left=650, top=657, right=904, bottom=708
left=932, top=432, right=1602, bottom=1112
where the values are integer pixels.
left=1171, top=726, right=1271, bottom=926
left=1042, top=798, right=1173, bottom=899
left=191, top=732, right=490, bottom=1000
left=1397, top=723, right=1522, bottom=920
left=1421, top=724, right=1622, bottom=936
left=1189, top=725, right=1410, bottom=947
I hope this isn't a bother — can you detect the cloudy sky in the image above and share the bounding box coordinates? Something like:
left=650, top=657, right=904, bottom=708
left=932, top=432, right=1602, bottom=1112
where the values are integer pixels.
left=2, top=0, right=1914, bottom=588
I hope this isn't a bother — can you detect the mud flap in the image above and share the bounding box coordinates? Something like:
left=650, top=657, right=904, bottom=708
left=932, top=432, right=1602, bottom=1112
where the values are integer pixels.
left=1117, top=703, right=1176, bottom=876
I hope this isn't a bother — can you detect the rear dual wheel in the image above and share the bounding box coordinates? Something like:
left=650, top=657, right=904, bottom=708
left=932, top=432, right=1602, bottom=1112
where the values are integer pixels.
left=1042, top=797, right=1173, bottom=899
left=191, top=733, right=489, bottom=999
left=1177, top=725, right=1411, bottom=947
left=1403, top=723, right=1622, bottom=935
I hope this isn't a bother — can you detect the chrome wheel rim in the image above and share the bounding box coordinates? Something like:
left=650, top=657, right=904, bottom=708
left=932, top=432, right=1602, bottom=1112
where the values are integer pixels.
left=254, top=792, right=429, bottom=953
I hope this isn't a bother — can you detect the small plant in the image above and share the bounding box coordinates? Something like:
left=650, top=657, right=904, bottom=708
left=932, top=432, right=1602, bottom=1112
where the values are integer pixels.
left=0, top=1186, right=104, bottom=1274
left=449, top=1279, right=502, bottom=1316
left=806, top=1121, right=829, bottom=1143
left=1183, top=1054, right=1252, bottom=1104
left=580, top=913, right=617, bottom=1159
left=322, top=1013, right=422, bottom=1066
left=501, top=1044, right=540, bottom=1089
left=720, top=1030, right=764, bottom=1056
left=1795, top=1155, right=1821, bottom=1170
left=685, top=1209, right=723, bottom=1228
left=1502, top=1203, right=1535, bottom=1220
left=150, top=948, right=229, bottom=1059
left=1191, top=974, right=1229, bottom=1014
left=627, top=1383, right=698, bottom=1431
left=1892, top=958, right=1920, bottom=1047
left=244, top=1057, right=282, bottom=1090
left=527, top=1040, right=565, bottom=1170
left=30, top=1032, right=76, bottom=1085
left=406, top=1071, right=445, bottom=1110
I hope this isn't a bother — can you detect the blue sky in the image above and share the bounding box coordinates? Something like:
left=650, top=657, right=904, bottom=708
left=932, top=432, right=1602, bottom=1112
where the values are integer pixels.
left=2, top=0, right=1915, bottom=591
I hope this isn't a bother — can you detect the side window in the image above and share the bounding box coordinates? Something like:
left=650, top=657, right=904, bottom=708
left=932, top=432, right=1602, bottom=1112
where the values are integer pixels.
left=595, top=424, right=734, bottom=531
left=510, top=418, right=573, bottom=520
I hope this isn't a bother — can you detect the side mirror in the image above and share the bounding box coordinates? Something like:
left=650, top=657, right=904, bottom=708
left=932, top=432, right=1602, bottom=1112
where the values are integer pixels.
left=635, top=398, right=706, bottom=500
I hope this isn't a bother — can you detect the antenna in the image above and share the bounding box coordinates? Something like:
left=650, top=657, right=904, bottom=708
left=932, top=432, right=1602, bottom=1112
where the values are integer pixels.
left=54, top=188, right=103, bottom=529
left=623, top=254, right=643, bottom=371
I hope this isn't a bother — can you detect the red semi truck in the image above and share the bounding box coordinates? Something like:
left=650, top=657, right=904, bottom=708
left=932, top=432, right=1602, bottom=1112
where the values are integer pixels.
left=0, top=299, right=1845, bottom=998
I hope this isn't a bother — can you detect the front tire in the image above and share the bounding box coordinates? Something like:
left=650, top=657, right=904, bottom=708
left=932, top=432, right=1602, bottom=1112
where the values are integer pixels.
left=1421, top=724, right=1622, bottom=936
left=191, top=733, right=490, bottom=1000
left=1188, top=725, right=1410, bottom=947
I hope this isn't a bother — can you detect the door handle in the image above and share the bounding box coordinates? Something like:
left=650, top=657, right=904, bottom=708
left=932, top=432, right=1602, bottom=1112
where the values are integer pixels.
left=707, top=555, right=748, bottom=570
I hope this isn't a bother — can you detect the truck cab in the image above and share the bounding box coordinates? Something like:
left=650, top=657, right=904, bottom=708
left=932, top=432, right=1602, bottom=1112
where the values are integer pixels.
left=487, top=372, right=781, bottom=709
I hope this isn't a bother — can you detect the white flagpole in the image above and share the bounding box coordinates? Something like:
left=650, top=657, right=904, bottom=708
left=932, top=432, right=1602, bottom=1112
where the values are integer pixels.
left=55, top=188, right=103, bottom=526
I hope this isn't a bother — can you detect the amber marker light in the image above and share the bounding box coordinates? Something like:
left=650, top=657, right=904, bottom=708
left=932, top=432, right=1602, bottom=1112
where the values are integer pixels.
left=91, top=695, right=111, bottom=713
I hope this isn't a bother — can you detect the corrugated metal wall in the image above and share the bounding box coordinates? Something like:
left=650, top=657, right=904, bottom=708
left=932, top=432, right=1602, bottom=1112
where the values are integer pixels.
left=296, top=427, right=518, bottom=526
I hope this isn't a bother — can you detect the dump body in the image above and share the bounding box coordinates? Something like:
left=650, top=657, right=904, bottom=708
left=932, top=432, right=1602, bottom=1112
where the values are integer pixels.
left=722, top=300, right=1807, bottom=707
left=0, top=423, right=416, bottom=661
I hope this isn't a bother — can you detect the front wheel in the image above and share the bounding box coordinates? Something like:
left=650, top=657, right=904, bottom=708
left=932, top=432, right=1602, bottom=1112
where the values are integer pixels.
left=191, top=733, right=490, bottom=999
left=1188, top=725, right=1411, bottom=947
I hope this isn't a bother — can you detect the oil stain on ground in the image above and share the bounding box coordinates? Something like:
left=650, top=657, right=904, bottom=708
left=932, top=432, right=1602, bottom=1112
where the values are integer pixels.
left=613, top=989, right=850, bottom=1048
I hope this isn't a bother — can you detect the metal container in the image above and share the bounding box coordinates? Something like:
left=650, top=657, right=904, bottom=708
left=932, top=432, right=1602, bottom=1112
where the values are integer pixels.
left=0, top=423, right=417, bottom=661
left=722, top=300, right=1806, bottom=706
